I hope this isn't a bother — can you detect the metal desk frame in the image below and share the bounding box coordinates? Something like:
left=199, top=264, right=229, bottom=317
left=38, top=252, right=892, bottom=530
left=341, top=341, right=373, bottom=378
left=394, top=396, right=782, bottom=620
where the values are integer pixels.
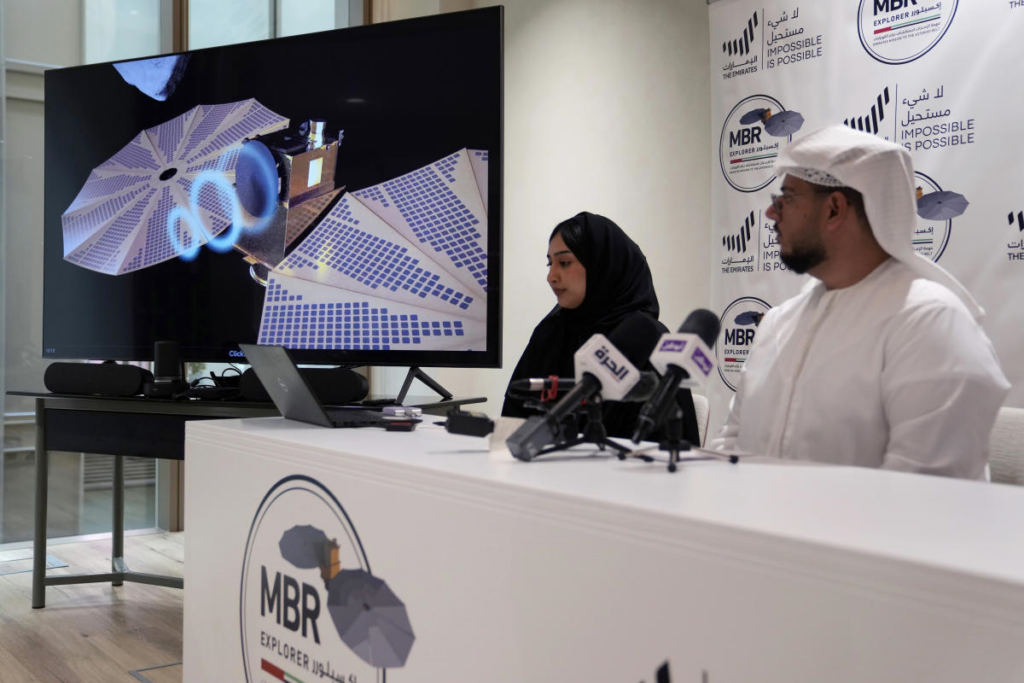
left=12, top=391, right=482, bottom=608
left=25, top=394, right=277, bottom=608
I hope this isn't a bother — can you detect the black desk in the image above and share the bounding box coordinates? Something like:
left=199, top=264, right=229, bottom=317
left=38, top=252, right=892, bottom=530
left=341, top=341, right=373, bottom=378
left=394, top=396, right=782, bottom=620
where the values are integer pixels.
left=7, top=391, right=485, bottom=608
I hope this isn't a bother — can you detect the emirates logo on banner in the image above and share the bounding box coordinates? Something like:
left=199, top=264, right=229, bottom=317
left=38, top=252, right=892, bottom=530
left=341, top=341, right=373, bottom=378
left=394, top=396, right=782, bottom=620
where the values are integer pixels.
left=1010, top=211, right=1024, bottom=232
left=722, top=11, right=758, bottom=57
left=723, top=211, right=755, bottom=255
left=720, top=11, right=760, bottom=79
left=843, top=86, right=892, bottom=138
left=721, top=210, right=761, bottom=275
left=1006, top=211, right=1024, bottom=261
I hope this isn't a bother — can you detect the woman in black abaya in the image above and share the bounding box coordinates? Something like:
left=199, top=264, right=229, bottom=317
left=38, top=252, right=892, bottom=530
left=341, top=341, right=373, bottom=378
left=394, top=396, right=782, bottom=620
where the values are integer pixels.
left=502, top=212, right=698, bottom=442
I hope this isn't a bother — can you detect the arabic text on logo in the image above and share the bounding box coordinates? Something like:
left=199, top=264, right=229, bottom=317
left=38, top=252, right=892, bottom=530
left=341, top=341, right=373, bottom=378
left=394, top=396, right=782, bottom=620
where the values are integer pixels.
left=691, top=348, right=714, bottom=377
left=593, top=345, right=630, bottom=382
left=660, top=339, right=688, bottom=354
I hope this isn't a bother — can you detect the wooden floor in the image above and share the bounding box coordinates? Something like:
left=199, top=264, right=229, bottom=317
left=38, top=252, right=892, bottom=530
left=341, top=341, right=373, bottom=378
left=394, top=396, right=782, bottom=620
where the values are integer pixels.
left=0, top=533, right=183, bottom=683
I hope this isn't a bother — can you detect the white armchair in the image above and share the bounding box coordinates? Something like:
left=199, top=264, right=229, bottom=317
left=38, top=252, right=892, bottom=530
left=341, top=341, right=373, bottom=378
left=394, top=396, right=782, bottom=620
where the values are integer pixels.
left=989, top=406, right=1024, bottom=486
left=692, top=393, right=710, bottom=447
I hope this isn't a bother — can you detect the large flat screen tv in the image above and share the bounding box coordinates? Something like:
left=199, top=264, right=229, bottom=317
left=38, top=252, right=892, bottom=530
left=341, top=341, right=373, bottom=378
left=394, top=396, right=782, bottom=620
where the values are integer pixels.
left=43, top=7, right=502, bottom=368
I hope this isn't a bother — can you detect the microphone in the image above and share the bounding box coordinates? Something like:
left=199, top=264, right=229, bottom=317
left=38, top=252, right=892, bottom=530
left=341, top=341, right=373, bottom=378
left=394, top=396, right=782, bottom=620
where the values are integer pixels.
left=631, top=309, right=720, bottom=443
left=506, top=315, right=664, bottom=461
left=509, top=374, right=658, bottom=398
left=509, top=377, right=578, bottom=392
left=620, top=371, right=659, bottom=402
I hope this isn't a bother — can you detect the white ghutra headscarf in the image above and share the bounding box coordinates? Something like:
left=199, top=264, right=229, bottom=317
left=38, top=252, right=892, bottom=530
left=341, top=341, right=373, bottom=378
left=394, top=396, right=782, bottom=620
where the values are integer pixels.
left=774, top=125, right=984, bottom=320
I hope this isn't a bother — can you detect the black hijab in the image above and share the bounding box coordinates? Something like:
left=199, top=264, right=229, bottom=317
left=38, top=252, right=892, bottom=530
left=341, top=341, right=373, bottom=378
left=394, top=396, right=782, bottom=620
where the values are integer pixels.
left=502, top=213, right=668, bottom=436
left=554, top=212, right=661, bottom=334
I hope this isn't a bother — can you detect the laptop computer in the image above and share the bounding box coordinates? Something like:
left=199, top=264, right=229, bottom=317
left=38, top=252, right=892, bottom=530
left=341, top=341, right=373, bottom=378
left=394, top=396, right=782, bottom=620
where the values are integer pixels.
left=238, top=344, right=418, bottom=429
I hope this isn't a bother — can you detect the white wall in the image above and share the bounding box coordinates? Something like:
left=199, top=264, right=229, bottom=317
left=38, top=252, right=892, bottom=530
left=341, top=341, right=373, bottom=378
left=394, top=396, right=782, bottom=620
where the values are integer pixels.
left=3, top=0, right=83, bottom=413
left=0, top=0, right=6, bottom=449
left=372, top=0, right=712, bottom=415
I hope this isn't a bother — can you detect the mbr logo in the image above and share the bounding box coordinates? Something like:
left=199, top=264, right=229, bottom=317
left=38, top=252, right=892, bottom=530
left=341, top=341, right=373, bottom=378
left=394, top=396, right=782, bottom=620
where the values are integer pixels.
left=240, top=475, right=413, bottom=682
left=730, top=128, right=762, bottom=147
left=858, top=0, right=959, bottom=65
left=912, top=171, right=954, bottom=263
left=260, top=566, right=321, bottom=642
left=719, top=95, right=790, bottom=193
left=873, top=0, right=917, bottom=13
left=716, top=297, right=771, bottom=392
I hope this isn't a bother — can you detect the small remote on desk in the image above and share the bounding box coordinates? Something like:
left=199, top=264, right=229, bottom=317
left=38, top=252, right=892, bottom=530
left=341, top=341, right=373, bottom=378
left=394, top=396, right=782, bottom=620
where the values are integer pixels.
left=383, top=406, right=423, bottom=418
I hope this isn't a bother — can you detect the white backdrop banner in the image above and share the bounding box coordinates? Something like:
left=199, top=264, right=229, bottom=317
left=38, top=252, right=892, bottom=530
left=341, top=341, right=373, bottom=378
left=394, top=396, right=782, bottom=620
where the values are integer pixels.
left=708, top=0, right=1024, bottom=439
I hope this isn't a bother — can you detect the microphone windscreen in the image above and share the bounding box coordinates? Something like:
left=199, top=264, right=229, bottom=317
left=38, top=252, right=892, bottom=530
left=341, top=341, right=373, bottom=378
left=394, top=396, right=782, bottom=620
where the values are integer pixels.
left=605, top=314, right=666, bottom=368
left=677, top=309, right=721, bottom=348
left=622, top=370, right=659, bottom=401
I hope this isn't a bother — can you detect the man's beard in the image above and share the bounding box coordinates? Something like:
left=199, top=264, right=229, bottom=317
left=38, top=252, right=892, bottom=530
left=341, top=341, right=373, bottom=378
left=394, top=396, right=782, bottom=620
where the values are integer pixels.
left=780, top=242, right=827, bottom=274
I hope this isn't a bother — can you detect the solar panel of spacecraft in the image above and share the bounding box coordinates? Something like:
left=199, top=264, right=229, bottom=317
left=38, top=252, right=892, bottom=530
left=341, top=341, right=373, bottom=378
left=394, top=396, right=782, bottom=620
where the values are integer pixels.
left=60, top=98, right=488, bottom=352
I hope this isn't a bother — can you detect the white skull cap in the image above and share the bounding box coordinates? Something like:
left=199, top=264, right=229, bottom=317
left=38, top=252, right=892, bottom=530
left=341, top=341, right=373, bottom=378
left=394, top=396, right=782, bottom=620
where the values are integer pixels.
left=774, top=125, right=983, bottom=320
left=781, top=167, right=845, bottom=187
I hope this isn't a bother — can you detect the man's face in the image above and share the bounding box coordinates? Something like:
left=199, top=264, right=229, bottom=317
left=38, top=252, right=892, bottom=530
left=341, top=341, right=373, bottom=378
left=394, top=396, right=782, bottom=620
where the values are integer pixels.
left=766, top=175, right=830, bottom=275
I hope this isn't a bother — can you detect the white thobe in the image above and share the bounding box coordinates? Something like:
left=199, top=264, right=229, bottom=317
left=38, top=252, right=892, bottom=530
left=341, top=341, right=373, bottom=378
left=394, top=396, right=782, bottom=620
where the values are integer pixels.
left=711, top=259, right=1010, bottom=479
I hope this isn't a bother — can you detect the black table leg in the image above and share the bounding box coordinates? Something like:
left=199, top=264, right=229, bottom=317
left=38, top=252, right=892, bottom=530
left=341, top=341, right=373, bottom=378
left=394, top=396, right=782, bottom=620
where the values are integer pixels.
left=112, top=455, right=124, bottom=585
left=32, top=398, right=48, bottom=609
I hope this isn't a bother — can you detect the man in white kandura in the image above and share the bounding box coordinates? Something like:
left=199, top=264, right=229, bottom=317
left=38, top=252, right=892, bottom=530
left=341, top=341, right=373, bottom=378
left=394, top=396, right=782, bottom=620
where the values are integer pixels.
left=710, top=125, right=1009, bottom=479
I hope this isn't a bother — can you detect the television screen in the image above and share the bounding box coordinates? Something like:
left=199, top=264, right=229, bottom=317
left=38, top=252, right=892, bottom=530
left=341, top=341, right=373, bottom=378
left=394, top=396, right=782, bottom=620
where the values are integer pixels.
left=43, top=7, right=502, bottom=367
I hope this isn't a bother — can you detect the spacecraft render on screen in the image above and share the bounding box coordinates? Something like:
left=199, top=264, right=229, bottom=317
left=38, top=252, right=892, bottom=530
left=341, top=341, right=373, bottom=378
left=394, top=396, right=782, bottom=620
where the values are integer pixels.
left=60, top=97, right=489, bottom=353
left=60, top=98, right=289, bottom=275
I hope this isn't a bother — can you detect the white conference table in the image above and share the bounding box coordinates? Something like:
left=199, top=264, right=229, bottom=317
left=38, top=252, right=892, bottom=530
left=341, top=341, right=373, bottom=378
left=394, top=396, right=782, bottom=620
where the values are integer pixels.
left=184, top=418, right=1024, bottom=682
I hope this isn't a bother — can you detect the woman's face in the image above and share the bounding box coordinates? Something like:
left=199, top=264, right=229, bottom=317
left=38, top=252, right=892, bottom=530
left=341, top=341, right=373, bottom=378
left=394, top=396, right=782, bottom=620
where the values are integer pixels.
left=547, top=232, right=586, bottom=309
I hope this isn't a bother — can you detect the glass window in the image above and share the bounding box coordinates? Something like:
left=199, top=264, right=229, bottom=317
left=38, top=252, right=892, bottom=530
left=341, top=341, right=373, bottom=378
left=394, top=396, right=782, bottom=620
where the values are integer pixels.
left=84, top=0, right=161, bottom=64
left=189, top=0, right=351, bottom=50
left=279, top=0, right=347, bottom=37
left=189, top=0, right=272, bottom=50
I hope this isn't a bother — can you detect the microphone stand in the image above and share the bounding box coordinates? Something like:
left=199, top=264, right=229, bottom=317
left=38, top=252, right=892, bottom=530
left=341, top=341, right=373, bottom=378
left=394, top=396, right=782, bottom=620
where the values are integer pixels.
left=657, top=405, right=693, bottom=473
left=622, top=404, right=736, bottom=472
left=532, top=395, right=637, bottom=459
